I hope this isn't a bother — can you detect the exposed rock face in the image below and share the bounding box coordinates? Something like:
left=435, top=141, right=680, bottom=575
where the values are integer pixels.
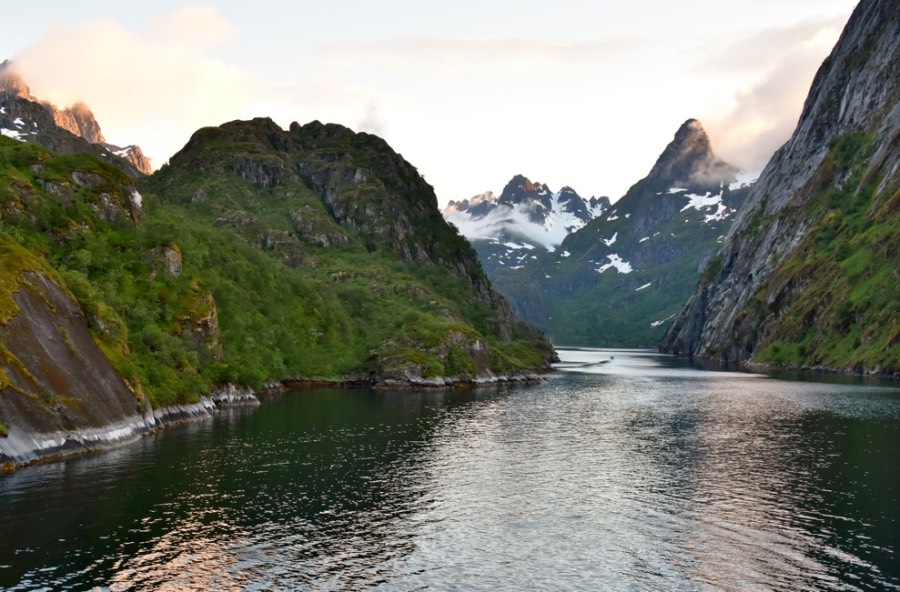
left=481, top=119, right=751, bottom=346
left=661, top=0, right=900, bottom=374
left=53, top=101, right=105, bottom=144
left=644, top=119, right=739, bottom=187
left=104, top=143, right=153, bottom=175
left=146, top=245, right=183, bottom=277
left=0, top=60, right=151, bottom=177
left=0, top=272, right=144, bottom=466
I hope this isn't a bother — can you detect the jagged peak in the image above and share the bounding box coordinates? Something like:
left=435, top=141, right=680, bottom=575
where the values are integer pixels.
left=499, top=174, right=554, bottom=204
left=504, top=174, right=538, bottom=193
left=645, top=118, right=738, bottom=188
left=445, top=191, right=497, bottom=214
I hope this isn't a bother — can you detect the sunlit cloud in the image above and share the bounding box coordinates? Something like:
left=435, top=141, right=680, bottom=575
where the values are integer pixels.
left=12, top=6, right=254, bottom=167
left=700, top=18, right=845, bottom=173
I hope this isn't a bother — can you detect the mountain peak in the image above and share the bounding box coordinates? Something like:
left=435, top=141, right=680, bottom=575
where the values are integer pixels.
left=499, top=174, right=552, bottom=205
left=503, top=174, right=539, bottom=195
left=646, top=118, right=737, bottom=188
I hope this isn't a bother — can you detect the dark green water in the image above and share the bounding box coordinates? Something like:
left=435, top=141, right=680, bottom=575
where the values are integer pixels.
left=1, top=349, right=899, bottom=590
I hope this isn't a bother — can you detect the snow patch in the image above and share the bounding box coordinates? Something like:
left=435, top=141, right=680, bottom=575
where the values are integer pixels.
left=602, top=232, right=618, bottom=247
left=651, top=313, right=677, bottom=328
left=1, top=128, right=25, bottom=141
left=639, top=236, right=650, bottom=243
left=13, top=117, right=25, bottom=127
left=560, top=251, right=571, bottom=258
left=728, top=171, right=758, bottom=191
left=667, top=187, right=687, bottom=194
left=635, top=282, right=652, bottom=291
left=588, top=201, right=607, bottom=218
left=503, top=241, right=535, bottom=250
left=596, top=254, right=633, bottom=274
left=606, top=214, right=619, bottom=221
left=680, top=190, right=735, bottom=223
left=681, top=191, right=722, bottom=211
left=703, top=202, right=732, bottom=222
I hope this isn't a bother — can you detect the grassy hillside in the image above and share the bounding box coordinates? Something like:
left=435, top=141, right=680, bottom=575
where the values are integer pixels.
left=0, top=123, right=553, bottom=408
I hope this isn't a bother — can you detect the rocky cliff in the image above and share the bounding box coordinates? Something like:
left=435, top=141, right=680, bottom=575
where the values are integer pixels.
left=660, top=0, right=899, bottom=375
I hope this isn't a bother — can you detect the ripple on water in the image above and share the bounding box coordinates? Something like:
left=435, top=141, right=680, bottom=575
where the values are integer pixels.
left=0, top=351, right=898, bottom=590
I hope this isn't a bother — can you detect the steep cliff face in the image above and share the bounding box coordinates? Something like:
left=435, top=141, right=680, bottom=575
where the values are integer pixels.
left=0, top=264, right=142, bottom=466
left=661, top=0, right=900, bottom=374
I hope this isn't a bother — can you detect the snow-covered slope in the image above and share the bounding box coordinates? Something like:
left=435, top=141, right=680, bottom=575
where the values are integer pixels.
left=443, top=175, right=609, bottom=273
left=445, top=176, right=608, bottom=250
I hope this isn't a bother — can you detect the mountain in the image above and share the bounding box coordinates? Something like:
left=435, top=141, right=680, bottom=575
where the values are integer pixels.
left=0, top=117, right=554, bottom=468
left=486, top=119, right=754, bottom=345
left=443, top=175, right=609, bottom=274
left=0, top=60, right=152, bottom=176
left=661, top=0, right=900, bottom=375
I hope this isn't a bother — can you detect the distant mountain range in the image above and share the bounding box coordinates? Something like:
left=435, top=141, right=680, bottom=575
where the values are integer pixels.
left=446, top=119, right=755, bottom=346
left=443, top=176, right=610, bottom=275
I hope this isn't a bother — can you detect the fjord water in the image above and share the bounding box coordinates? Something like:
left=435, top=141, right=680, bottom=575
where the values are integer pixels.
left=1, top=350, right=898, bottom=590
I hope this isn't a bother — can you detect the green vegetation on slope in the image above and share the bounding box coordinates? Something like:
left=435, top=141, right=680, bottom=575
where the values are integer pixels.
left=754, top=132, right=900, bottom=372
left=0, top=121, right=552, bottom=407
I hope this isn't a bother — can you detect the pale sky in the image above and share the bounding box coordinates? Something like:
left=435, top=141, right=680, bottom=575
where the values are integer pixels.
left=3, top=1, right=857, bottom=205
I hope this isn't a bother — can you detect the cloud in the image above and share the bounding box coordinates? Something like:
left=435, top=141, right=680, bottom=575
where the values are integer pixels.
left=698, top=15, right=848, bottom=74
left=357, top=100, right=385, bottom=135
left=320, top=36, right=644, bottom=74
left=701, top=18, right=844, bottom=172
left=12, top=7, right=254, bottom=167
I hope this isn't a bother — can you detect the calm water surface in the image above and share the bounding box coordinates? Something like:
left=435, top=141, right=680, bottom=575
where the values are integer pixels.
left=1, top=349, right=899, bottom=590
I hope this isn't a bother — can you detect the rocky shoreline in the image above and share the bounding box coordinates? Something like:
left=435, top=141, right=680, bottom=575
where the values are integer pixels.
left=0, top=372, right=547, bottom=474
left=0, top=383, right=262, bottom=473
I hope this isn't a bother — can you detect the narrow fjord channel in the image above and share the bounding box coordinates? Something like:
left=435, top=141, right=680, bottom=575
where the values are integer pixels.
left=1, top=349, right=898, bottom=590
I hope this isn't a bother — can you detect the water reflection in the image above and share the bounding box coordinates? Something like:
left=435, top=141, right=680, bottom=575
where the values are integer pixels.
left=0, top=352, right=898, bottom=590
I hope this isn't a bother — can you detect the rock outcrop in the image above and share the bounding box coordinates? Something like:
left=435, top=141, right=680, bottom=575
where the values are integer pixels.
left=0, top=269, right=251, bottom=470
left=660, top=0, right=899, bottom=375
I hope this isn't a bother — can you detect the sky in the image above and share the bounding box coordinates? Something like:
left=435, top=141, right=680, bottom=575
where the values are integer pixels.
left=3, top=1, right=858, bottom=205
